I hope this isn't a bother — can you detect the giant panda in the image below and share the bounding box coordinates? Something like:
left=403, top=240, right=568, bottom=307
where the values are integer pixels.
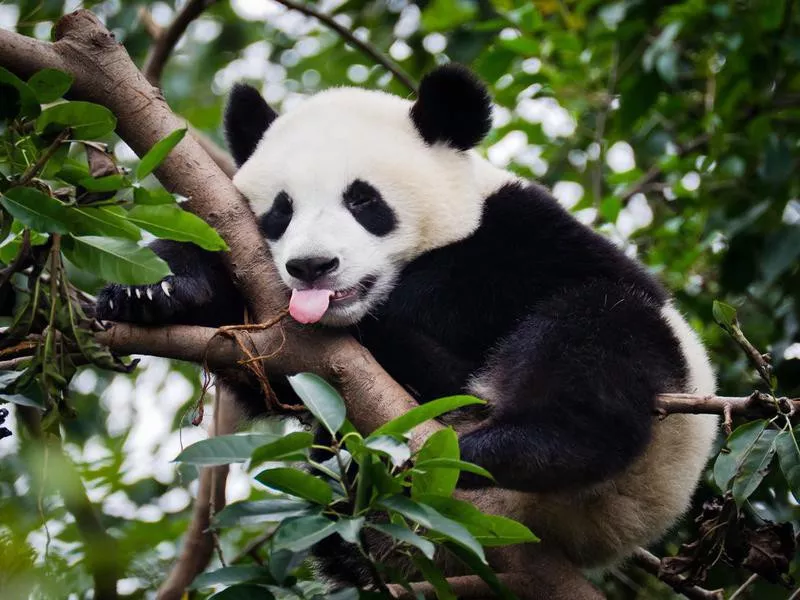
left=97, top=64, right=719, bottom=590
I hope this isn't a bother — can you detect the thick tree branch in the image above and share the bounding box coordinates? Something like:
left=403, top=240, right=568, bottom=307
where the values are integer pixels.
left=631, top=548, right=723, bottom=600
left=270, top=0, right=417, bottom=94
left=141, top=0, right=218, bottom=86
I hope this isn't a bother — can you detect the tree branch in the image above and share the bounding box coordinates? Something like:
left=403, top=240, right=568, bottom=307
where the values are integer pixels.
left=270, top=0, right=417, bottom=94
left=631, top=547, right=723, bottom=600
left=158, top=386, right=236, bottom=600
left=137, top=3, right=237, bottom=177
left=141, top=0, right=218, bottom=86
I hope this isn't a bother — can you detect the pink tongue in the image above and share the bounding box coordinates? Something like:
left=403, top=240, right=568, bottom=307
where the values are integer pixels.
left=289, top=289, right=333, bottom=324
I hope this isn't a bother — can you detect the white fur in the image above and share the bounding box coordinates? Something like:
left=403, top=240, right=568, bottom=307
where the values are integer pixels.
left=233, top=88, right=517, bottom=325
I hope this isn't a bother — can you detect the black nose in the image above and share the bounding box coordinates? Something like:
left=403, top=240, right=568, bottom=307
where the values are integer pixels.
left=286, top=256, right=340, bottom=283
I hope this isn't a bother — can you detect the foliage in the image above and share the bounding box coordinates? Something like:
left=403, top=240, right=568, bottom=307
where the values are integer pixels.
left=1, top=0, right=800, bottom=598
left=175, top=375, right=534, bottom=598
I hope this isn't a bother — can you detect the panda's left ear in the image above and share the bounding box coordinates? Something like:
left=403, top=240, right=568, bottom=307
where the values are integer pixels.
left=224, top=83, right=279, bottom=167
left=410, top=64, right=492, bottom=151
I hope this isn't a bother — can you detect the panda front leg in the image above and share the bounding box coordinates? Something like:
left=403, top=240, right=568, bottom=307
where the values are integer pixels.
left=95, top=239, right=244, bottom=327
left=455, top=290, right=679, bottom=493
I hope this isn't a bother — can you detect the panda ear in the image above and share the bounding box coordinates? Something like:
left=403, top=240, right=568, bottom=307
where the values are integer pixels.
left=224, top=83, right=279, bottom=167
left=410, top=64, right=492, bottom=151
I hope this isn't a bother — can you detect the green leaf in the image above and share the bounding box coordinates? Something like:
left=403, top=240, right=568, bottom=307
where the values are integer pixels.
left=69, top=206, right=141, bottom=240
left=412, top=428, right=460, bottom=498
left=418, top=495, right=538, bottom=546
left=125, top=205, right=228, bottom=251
left=373, top=395, right=484, bottom=437
left=368, top=523, right=435, bottom=559
left=136, top=128, right=187, bottom=179
left=379, top=495, right=485, bottom=562
left=421, top=0, right=477, bottom=31
left=363, top=435, right=410, bottom=467
left=133, top=186, right=177, bottom=205
left=775, top=428, right=800, bottom=502
left=444, top=542, right=516, bottom=600
left=712, top=300, right=737, bottom=332
left=208, top=584, right=275, bottom=600
left=214, top=498, right=315, bottom=527
left=255, top=467, right=333, bottom=505
left=27, top=69, right=73, bottom=104
left=190, top=566, right=274, bottom=590
left=61, top=235, right=172, bottom=285
left=77, top=174, right=128, bottom=193
left=713, top=420, right=778, bottom=505
left=0, top=66, right=40, bottom=119
left=1, top=187, right=72, bottom=233
left=249, top=431, right=314, bottom=469
left=173, top=433, right=280, bottom=466
left=0, top=370, right=25, bottom=392
left=287, top=373, right=346, bottom=435
left=334, top=517, right=365, bottom=544
left=411, top=554, right=456, bottom=600
left=37, top=101, right=117, bottom=139
left=413, top=459, right=494, bottom=484
left=272, top=514, right=338, bottom=552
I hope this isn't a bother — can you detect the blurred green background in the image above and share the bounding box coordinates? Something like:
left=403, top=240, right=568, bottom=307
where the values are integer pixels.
left=0, top=0, right=799, bottom=598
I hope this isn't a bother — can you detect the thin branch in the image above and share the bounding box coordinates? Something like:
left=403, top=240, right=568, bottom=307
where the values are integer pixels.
left=158, top=386, right=236, bottom=600
left=138, top=4, right=236, bottom=177
left=18, top=128, right=71, bottom=185
left=728, top=574, right=759, bottom=600
left=141, top=0, right=218, bottom=86
left=619, top=134, right=711, bottom=203
left=631, top=548, right=723, bottom=600
left=656, top=392, right=799, bottom=421
left=270, top=0, right=417, bottom=94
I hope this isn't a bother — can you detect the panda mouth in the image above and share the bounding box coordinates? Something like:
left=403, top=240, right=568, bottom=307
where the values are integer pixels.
left=330, top=275, right=377, bottom=303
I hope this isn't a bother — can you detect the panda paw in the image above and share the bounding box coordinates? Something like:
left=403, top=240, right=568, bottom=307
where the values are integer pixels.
left=96, top=276, right=210, bottom=326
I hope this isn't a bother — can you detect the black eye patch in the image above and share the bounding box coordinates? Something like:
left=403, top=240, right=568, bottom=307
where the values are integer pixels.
left=343, top=179, right=397, bottom=237
left=259, top=191, right=293, bottom=240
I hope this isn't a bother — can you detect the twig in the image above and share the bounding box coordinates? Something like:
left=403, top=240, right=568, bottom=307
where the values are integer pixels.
left=728, top=573, right=759, bottom=600
left=655, top=392, right=799, bottom=421
left=619, top=134, right=710, bottom=203
left=631, top=547, right=723, bottom=600
left=270, top=0, right=417, bottom=94
left=18, top=128, right=71, bottom=185
left=141, top=0, right=218, bottom=86
left=229, top=529, right=275, bottom=565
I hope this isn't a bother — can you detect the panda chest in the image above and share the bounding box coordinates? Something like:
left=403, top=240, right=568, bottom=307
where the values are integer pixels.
left=353, top=314, right=482, bottom=404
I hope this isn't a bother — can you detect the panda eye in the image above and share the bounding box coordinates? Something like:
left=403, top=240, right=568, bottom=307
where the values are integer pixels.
left=272, top=191, right=293, bottom=215
left=344, top=179, right=379, bottom=210
left=259, top=191, right=293, bottom=240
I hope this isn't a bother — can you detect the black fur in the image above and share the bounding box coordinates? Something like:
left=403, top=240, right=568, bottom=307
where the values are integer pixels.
left=96, top=240, right=243, bottom=327
left=224, top=83, right=278, bottom=167
left=342, top=179, right=397, bottom=236
left=354, top=182, right=684, bottom=491
left=410, top=64, right=492, bottom=151
left=259, top=191, right=293, bottom=241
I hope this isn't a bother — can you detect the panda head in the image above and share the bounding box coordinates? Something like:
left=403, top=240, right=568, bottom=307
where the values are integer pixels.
left=227, top=65, right=493, bottom=326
